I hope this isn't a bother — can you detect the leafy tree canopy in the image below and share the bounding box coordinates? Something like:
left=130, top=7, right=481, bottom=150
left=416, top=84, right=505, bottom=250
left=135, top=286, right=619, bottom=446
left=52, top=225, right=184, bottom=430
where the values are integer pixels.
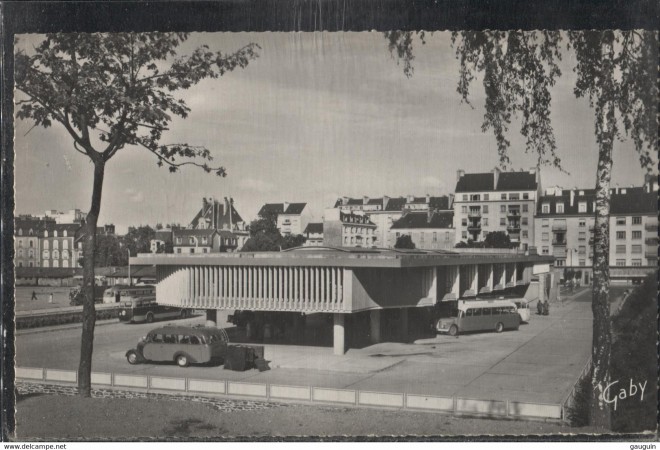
left=241, top=212, right=306, bottom=251
left=394, top=234, right=416, bottom=249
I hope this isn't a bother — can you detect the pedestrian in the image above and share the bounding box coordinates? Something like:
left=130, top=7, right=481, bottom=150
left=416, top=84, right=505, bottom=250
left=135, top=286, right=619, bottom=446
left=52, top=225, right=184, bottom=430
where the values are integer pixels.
left=48, top=292, right=54, bottom=304
left=31, top=290, right=37, bottom=301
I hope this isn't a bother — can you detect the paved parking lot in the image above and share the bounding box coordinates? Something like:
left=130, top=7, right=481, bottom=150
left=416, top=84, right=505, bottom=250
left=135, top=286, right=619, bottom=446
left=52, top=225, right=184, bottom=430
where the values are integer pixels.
left=15, top=287, right=611, bottom=408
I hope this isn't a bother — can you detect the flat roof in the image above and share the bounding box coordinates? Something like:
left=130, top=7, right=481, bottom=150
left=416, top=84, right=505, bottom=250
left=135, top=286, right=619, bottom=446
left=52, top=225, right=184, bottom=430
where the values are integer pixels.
left=131, top=246, right=554, bottom=269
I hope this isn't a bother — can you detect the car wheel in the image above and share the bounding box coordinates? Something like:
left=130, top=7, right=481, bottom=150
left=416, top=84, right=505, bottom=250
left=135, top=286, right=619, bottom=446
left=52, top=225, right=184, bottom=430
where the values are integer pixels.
left=448, top=325, right=459, bottom=336
left=126, top=350, right=139, bottom=365
left=145, top=312, right=154, bottom=323
left=495, top=322, right=504, bottom=333
left=176, top=354, right=189, bottom=367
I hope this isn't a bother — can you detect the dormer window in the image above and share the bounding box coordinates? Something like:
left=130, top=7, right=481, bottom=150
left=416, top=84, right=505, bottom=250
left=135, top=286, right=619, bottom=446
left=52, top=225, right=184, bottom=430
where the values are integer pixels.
left=63, top=230, right=68, bottom=237
left=44, top=230, right=49, bottom=237
left=18, top=229, right=23, bottom=236
left=578, top=202, right=587, bottom=213
left=556, top=203, right=564, bottom=213
left=542, top=204, right=550, bottom=214
left=54, top=230, right=58, bottom=237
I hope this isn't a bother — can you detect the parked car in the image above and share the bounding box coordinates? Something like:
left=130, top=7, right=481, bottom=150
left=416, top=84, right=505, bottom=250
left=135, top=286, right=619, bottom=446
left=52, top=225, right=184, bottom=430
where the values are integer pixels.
left=126, top=325, right=229, bottom=367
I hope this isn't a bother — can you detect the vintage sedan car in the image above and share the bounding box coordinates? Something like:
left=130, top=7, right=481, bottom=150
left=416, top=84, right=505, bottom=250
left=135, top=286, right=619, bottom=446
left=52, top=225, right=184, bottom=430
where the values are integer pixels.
left=126, top=325, right=229, bottom=367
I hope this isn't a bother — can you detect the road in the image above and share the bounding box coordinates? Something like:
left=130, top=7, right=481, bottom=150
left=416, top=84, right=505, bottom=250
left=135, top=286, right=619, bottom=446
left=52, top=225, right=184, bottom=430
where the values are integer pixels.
left=15, top=286, right=626, bottom=407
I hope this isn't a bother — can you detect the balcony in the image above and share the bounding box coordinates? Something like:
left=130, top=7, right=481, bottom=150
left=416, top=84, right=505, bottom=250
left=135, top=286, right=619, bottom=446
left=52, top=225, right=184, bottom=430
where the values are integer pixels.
left=467, top=224, right=482, bottom=232
left=506, top=210, right=521, bottom=218
left=507, top=224, right=521, bottom=233
left=552, top=239, right=567, bottom=246
left=645, top=223, right=658, bottom=232
left=645, top=249, right=658, bottom=258
left=467, top=210, right=482, bottom=218
left=552, top=223, right=567, bottom=231
left=646, top=236, right=658, bottom=246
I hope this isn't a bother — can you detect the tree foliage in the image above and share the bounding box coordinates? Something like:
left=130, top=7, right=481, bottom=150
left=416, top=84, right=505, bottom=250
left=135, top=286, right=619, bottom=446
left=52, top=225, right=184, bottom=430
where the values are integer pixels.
left=455, top=231, right=516, bottom=249
left=241, top=211, right=306, bottom=251
left=394, top=234, right=416, bottom=249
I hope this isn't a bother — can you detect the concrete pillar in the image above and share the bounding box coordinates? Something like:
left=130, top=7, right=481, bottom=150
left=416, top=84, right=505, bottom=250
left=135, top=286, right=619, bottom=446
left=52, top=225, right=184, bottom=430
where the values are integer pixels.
left=205, top=309, right=217, bottom=327
left=400, top=308, right=409, bottom=342
left=369, top=309, right=381, bottom=344
left=333, top=313, right=346, bottom=355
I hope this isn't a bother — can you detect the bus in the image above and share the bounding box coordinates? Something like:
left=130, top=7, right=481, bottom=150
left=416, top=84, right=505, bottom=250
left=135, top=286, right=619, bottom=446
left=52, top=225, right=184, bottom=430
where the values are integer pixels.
left=102, top=285, right=155, bottom=304
left=435, top=299, right=520, bottom=336
left=118, top=296, right=192, bottom=324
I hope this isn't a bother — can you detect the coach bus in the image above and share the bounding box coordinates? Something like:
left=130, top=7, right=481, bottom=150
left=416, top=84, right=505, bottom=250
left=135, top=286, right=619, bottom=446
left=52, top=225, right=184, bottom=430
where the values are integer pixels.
left=118, top=295, right=192, bottom=324
left=435, top=299, right=520, bottom=336
left=102, top=284, right=156, bottom=304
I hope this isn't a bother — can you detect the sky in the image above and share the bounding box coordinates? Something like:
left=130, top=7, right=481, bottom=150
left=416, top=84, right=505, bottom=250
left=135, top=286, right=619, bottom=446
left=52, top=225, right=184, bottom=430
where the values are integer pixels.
left=14, top=32, right=655, bottom=234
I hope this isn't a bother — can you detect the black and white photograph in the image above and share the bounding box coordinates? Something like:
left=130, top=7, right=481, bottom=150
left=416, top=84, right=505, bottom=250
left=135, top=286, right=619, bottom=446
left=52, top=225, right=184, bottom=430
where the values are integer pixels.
left=3, top=1, right=658, bottom=444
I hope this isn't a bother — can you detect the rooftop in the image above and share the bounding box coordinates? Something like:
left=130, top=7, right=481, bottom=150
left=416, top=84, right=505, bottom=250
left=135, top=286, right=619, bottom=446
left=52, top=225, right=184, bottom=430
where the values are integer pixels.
left=391, top=211, right=454, bottom=230
left=456, top=171, right=537, bottom=193
left=132, top=246, right=553, bottom=269
left=258, top=202, right=307, bottom=216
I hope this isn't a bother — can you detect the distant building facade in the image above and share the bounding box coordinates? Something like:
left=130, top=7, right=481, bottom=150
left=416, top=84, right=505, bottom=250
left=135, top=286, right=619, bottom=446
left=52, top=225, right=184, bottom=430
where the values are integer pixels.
left=534, top=177, right=658, bottom=283
left=37, top=209, right=85, bottom=224
left=40, top=223, right=81, bottom=268
left=323, top=209, right=377, bottom=247
left=188, top=197, right=249, bottom=249
left=334, top=195, right=453, bottom=248
left=14, top=217, right=52, bottom=268
left=302, top=222, right=324, bottom=246
left=150, top=229, right=174, bottom=253
left=173, top=229, right=222, bottom=254
left=258, top=202, right=312, bottom=236
left=454, top=168, right=540, bottom=249
left=389, top=210, right=455, bottom=250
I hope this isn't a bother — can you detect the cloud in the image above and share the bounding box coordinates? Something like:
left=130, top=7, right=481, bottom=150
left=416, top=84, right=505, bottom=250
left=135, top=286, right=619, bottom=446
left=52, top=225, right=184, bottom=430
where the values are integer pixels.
left=124, top=188, right=145, bottom=203
left=239, top=178, right=275, bottom=193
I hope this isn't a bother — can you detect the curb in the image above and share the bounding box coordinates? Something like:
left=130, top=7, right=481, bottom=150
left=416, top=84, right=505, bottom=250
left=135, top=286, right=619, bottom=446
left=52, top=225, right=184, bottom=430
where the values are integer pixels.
left=16, top=318, right=119, bottom=335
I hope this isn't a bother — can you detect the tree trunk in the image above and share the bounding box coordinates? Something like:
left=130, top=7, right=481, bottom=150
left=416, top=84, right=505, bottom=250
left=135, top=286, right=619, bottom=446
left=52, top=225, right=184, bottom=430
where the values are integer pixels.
left=78, top=159, right=105, bottom=397
left=590, top=104, right=614, bottom=430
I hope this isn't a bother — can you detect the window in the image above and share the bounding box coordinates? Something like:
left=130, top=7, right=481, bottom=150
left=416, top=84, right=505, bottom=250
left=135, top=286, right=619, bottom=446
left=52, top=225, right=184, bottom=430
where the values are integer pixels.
left=542, top=232, right=549, bottom=241
left=556, top=203, right=564, bottom=213
left=202, top=248, right=208, bottom=253
left=542, top=246, right=549, bottom=255
left=420, top=232, right=425, bottom=242
left=579, top=220, right=586, bottom=228
left=176, top=248, right=182, bottom=253
left=500, top=205, right=506, bottom=213
left=501, top=193, right=506, bottom=200
left=461, top=206, right=467, bottom=213
left=484, top=194, right=489, bottom=201
left=578, top=202, right=587, bottom=213
left=189, top=248, right=194, bottom=253
left=462, top=231, right=467, bottom=239
left=631, top=259, right=642, bottom=267
left=52, top=260, right=59, bottom=268
left=556, top=259, right=565, bottom=267
left=202, top=237, right=208, bottom=244
left=17, top=249, right=23, bottom=257
left=631, top=245, right=642, bottom=254
left=616, top=217, right=626, bottom=225
left=62, top=250, right=69, bottom=259
left=523, top=193, right=529, bottom=200
left=344, top=236, right=348, bottom=244
left=395, top=232, right=400, bottom=238
left=579, top=232, right=586, bottom=241
left=579, top=260, right=586, bottom=266
left=542, top=219, right=549, bottom=228
left=483, top=218, right=489, bottom=226
left=18, top=241, right=23, bottom=248
left=445, top=232, right=450, bottom=241
left=616, top=259, right=626, bottom=266
left=632, top=216, right=642, bottom=225
left=470, top=194, right=481, bottom=201
left=44, top=230, right=48, bottom=237
left=433, top=232, right=437, bottom=242
left=616, top=245, right=626, bottom=254
left=522, top=204, right=528, bottom=213
left=43, top=240, right=49, bottom=250
left=462, top=195, right=468, bottom=201
left=522, top=230, right=528, bottom=238
left=616, top=231, right=626, bottom=240
left=509, top=193, right=520, bottom=200
left=29, top=240, right=33, bottom=247
left=632, top=231, right=642, bottom=239
left=176, top=237, right=182, bottom=244
left=483, top=205, right=489, bottom=214
left=17, top=229, right=23, bottom=236
left=54, top=230, right=58, bottom=237
left=500, top=218, right=506, bottom=226
left=350, top=237, right=354, bottom=244
left=542, top=204, right=550, bottom=213
left=63, top=230, right=67, bottom=237
left=521, top=217, right=528, bottom=226
left=577, top=246, right=585, bottom=255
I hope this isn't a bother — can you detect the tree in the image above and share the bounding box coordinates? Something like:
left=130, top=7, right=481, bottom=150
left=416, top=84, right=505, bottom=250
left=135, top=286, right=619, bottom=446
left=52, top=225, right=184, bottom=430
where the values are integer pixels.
left=15, top=33, right=259, bottom=397
left=483, top=231, right=516, bottom=249
left=241, top=210, right=306, bottom=251
left=386, top=30, right=657, bottom=429
left=394, top=234, right=416, bottom=249
left=122, top=225, right=156, bottom=256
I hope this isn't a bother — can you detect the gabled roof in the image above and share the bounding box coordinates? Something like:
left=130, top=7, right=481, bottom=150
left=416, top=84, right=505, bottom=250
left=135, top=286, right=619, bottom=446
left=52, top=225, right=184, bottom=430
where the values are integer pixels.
left=152, top=230, right=173, bottom=243
left=304, top=222, right=324, bottom=234
left=536, top=186, right=657, bottom=216
left=456, top=171, right=537, bottom=192
left=174, top=229, right=217, bottom=237
left=189, top=198, right=245, bottom=230
left=391, top=211, right=454, bottom=230
left=258, top=202, right=307, bottom=216
left=384, top=197, right=407, bottom=211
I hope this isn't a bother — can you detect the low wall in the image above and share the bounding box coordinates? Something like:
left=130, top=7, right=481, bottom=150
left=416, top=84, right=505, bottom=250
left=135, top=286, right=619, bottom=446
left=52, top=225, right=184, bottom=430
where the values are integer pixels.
left=15, top=306, right=119, bottom=329
left=15, top=366, right=564, bottom=422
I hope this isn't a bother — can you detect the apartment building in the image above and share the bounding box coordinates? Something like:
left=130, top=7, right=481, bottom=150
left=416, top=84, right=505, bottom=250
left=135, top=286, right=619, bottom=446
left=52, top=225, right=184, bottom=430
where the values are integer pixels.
left=40, top=223, right=81, bottom=268
left=189, top=197, right=249, bottom=249
left=534, top=176, right=657, bottom=283
left=323, top=209, right=377, bottom=248
left=388, top=210, right=455, bottom=250
left=14, top=217, right=52, bottom=268
left=334, top=195, right=452, bottom=248
left=258, top=202, right=312, bottom=236
left=454, top=168, right=540, bottom=249
left=302, top=222, right=324, bottom=246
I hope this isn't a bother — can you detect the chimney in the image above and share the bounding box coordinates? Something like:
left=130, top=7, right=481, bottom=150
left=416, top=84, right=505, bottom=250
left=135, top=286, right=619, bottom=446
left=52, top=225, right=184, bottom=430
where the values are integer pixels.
left=382, top=195, right=390, bottom=209
left=456, top=169, right=465, bottom=183
left=570, top=189, right=575, bottom=207
left=448, top=193, right=455, bottom=209
left=427, top=209, right=433, bottom=223
left=342, top=196, right=349, bottom=206
left=363, top=196, right=369, bottom=205
left=283, top=201, right=290, bottom=213
left=407, top=194, right=414, bottom=203
left=492, top=167, right=501, bottom=190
